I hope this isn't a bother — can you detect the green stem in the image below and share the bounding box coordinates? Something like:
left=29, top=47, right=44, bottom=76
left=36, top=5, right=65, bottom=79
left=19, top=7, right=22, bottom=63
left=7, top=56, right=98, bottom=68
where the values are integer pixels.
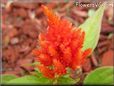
left=53, top=78, right=58, bottom=85
left=52, top=75, right=59, bottom=85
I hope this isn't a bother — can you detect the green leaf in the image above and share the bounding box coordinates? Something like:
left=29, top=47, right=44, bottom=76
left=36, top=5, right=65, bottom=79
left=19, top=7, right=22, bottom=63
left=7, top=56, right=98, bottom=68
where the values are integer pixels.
left=57, top=74, right=79, bottom=85
left=1, top=74, right=17, bottom=84
left=88, top=9, right=95, bottom=17
left=34, top=68, right=43, bottom=77
left=7, top=75, right=53, bottom=85
left=84, top=66, right=114, bottom=85
left=79, top=3, right=106, bottom=51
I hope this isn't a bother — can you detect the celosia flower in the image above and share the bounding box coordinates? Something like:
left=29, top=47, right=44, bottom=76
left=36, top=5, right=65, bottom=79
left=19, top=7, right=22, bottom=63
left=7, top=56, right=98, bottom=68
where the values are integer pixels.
left=33, top=5, right=92, bottom=79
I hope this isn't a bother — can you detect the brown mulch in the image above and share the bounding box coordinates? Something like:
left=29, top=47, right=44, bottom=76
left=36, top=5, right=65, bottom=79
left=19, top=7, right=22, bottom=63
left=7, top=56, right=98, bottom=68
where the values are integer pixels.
left=1, top=1, right=114, bottom=81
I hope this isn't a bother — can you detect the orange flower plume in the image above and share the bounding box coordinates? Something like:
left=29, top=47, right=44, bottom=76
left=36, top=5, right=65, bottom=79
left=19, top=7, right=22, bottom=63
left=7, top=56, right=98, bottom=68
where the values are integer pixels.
left=33, top=5, right=92, bottom=79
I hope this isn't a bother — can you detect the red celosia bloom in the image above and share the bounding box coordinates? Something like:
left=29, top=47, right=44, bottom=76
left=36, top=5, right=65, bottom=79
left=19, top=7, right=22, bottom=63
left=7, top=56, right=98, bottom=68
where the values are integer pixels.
left=33, top=5, right=92, bottom=79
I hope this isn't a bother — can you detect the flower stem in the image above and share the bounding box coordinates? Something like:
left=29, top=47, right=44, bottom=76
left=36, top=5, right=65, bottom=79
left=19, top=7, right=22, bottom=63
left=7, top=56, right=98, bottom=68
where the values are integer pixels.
left=53, top=78, right=58, bottom=85
left=52, top=75, right=59, bottom=85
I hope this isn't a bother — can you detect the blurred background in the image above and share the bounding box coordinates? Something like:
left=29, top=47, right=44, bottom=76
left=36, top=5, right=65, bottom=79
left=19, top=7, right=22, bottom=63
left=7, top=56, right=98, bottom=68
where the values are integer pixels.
left=1, top=0, right=114, bottom=84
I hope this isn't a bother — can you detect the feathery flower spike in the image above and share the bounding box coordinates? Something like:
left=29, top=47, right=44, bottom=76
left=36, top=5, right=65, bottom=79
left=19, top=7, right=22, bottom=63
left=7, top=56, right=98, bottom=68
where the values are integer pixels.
left=33, top=5, right=92, bottom=79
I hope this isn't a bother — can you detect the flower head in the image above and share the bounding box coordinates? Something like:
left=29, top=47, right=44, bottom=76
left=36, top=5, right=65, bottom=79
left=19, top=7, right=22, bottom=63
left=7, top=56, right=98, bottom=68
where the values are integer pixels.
left=33, top=5, right=91, bottom=79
